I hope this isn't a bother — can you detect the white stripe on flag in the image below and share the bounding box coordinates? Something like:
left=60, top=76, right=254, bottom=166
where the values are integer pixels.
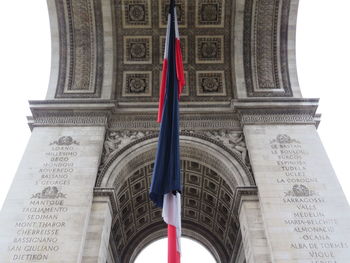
left=174, top=8, right=180, bottom=39
left=164, top=14, right=171, bottom=59
left=162, top=192, right=182, bottom=253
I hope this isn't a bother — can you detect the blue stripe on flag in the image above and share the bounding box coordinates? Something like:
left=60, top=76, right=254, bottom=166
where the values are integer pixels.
left=150, top=3, right=181, bottom=208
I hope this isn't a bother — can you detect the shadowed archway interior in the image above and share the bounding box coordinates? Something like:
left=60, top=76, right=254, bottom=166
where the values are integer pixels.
left=112, top=160, right=240, bottom=262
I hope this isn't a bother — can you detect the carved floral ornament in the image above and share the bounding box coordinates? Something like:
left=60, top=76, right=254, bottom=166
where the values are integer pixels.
left=99, top=130, right=250, bottom=173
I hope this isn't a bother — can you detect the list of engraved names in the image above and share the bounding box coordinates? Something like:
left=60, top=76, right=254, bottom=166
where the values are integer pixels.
left=8, top=136, right=79, bottom=261
left=270, top=134, right=348, bottom=263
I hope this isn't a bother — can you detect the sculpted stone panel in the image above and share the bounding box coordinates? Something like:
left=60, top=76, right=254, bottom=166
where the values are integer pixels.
left=195, top=0, right=225, bottom=27
left=55, top=0, right=103, bottom=98
left=196, top=71, right=226, bottom=96
left=124, top=36, right=152, bottom=64
left=122, top=71, right=152, bottom=97
left=121, top=0, right=152, bottom=28
left=196, top=36, right=224, bottom=64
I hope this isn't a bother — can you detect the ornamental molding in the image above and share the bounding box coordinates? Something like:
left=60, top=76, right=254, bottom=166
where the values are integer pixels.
left=233, top=99, right=319, bottom=125
left=232, top=186, right=258, bottom=217
left=54, top=0, right=104, bottom=98
left=28, top=111, right=109, bottom=129
left=241, top=113, right=316, bottom=125
left=93, top=187, right=118, bottom=215
left=110, top=113, right=241, bottom=131
left=244, top=0, right=293, bottom=97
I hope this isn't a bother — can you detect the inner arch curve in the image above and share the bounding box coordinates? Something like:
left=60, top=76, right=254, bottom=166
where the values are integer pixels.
left=97, top=134, right=255, bottom=262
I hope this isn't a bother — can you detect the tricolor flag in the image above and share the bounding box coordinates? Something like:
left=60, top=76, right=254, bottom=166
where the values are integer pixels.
left=149, top=0, right=185, bottom=262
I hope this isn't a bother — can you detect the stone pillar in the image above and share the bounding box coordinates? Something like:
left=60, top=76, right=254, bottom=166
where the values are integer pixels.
left=239, top=194, right=272, bottom=263
left=244, top=123, right=350, bottom=262
left=82, top=189, right=116, bottom=263
left=0, top=126, right=105, bottom=262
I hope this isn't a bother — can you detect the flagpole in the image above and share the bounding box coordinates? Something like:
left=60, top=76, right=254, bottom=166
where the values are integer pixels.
left=167, top=2, right=180, bottom=262
left=150, top=0, right=184, bottom=262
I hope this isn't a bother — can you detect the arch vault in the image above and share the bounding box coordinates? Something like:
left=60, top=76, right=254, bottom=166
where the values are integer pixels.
left=1, top=0, right=350, bottom=263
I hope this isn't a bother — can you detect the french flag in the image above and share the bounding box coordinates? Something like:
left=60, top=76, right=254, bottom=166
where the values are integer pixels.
left=150, top=0, right=185, bottom=262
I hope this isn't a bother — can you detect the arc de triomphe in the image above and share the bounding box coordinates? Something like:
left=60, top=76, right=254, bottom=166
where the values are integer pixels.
left=0, top=0, right=350, bottom=262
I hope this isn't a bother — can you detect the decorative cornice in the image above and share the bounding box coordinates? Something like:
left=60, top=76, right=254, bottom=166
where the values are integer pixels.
left=110, top=113, right=241, bottom=131
left=233, top=98, right=319, bottom=125
left=28, top=100, right=115, bottom=129
left=232, top=186, right=258, bottom=217
left=93, top=187, right=118, bottom=215
left=241, top=113, right=315, bottom=125
left=28, top=111, right=109, bottom=129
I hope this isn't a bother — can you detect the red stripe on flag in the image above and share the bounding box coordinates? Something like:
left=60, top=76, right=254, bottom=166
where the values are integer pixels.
left=157, top=59, right=168, bottom=123
left=168, top=224, right=180, bottom=263
left=175, top=39, right=185, bottom=98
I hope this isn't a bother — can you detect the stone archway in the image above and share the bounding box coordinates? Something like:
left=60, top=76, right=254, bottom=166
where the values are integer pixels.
left=96, top=134, right=255, bottom=262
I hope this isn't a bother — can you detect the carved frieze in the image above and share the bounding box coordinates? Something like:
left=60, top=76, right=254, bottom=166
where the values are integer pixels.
left=240, top=113, right=315, bottom=125
left=109, top=113, right=241, bottom=131
left=29, top=111, right=108, bottom=129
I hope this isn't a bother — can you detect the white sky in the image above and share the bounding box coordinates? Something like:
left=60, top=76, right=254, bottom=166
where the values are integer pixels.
left=0, top=1, right=349, bottom=262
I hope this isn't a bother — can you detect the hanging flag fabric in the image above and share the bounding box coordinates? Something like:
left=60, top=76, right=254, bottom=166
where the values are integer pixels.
left=157, top=0, right=185, bottom=123
left=150, top=1, right=184, bottom=262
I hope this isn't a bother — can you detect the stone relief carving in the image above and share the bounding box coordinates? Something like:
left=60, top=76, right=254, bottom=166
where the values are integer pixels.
left=50, top=136, right=80, bottom=146
left=196, top=36, right=224, bottom=63
left=97, top=129, right=252, bottom=179
left=122, top=0, right=151, bottom=28
left=196, top=71, right=226, bottom=96
left=285, top=184, right=317, bottom=197
left=124, top=36, right=152, bottom=64
left=101, top=131, right=155, bottom=166
left=122, top=72, right=152, bottom=97
left=196, top=0, right=225, bottom=27
left=31, top=187, right=67, bottom=199
left=270, top=134, right=300, bottom=144
left=199, top=130, right=249, bottom=166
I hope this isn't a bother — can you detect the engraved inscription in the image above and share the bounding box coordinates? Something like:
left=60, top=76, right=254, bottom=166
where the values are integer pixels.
left=7, top=137, right=80, bottom=261
left=269, top=134, right=349, bottom=261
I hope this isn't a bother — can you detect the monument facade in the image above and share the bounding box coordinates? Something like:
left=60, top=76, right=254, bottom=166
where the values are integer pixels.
left=0, top=0, right=349, bottom=262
